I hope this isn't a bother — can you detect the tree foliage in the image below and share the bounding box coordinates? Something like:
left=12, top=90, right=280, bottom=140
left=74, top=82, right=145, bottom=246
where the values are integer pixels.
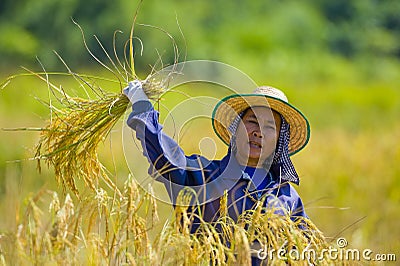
left=0, top=0, right=399, bottom=72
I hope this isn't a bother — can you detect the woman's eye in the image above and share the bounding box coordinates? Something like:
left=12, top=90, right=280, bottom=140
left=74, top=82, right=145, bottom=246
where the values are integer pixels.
left=264, top=125, right=276, bottom=131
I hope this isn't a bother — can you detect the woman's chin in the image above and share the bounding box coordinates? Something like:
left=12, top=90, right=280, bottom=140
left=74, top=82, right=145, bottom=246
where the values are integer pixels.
left=248, top=148, right=261, bottom=159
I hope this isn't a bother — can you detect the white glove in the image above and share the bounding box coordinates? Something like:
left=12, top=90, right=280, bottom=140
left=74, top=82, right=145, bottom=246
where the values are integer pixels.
left=123, top=80, right=149, bottom=104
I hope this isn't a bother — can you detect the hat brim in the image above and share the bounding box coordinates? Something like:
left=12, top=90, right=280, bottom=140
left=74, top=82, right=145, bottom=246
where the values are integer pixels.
left=212, top=94, right=310, bottom=155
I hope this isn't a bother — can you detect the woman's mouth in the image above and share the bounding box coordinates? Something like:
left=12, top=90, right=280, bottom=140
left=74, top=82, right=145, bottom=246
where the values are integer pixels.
left=249, top=141, right=262, bottom=149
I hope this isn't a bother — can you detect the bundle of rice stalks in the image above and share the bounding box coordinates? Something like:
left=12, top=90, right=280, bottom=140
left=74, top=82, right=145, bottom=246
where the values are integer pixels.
left=1, top=8, right=180, bottom=196
left=34, top=76, right=165, bottom=196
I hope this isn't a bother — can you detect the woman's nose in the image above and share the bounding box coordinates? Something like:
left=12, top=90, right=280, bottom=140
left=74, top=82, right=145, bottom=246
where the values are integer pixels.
left=252, top=131, right=262, bottom=138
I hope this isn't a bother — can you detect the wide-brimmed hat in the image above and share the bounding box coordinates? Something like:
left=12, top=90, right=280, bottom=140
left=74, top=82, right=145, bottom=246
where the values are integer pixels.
left=212, top=86, right=310, bottom=155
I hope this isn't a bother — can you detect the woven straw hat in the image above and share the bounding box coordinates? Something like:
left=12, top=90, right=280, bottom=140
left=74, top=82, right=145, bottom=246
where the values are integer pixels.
left=212, top=86, right=310, bottom=155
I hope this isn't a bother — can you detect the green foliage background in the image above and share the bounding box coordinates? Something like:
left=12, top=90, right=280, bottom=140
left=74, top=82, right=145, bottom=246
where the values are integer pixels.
left=1, top=0, right=399, bottom=260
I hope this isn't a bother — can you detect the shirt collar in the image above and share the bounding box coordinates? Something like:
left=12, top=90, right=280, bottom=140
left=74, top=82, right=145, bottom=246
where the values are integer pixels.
left=220, top=151, right=270, bottom=187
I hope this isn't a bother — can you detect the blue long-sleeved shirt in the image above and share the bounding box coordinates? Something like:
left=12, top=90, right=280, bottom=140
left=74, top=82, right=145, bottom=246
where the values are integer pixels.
left=127, top=102, right=307, bottom=233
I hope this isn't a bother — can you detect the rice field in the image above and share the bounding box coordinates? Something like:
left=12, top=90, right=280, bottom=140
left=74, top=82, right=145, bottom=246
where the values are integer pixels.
left=0, top=53, right=400, bottom=265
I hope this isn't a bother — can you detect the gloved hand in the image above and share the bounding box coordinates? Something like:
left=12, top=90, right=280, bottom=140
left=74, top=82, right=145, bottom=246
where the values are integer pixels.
left=123, top=80, right=149, bottom=104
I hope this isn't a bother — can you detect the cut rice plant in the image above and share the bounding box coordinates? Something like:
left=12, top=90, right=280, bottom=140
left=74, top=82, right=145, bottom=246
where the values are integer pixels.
left=33, top=73, right=165, bottom=196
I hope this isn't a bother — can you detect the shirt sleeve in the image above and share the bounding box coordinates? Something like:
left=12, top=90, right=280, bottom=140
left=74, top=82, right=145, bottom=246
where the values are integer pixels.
left=126, top=101, right=217, bottom=198
left=127, top=100, right=187, bottom=175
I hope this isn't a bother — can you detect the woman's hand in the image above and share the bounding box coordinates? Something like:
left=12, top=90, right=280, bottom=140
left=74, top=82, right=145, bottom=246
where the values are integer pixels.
left=123, top=80, right=149, bottom=104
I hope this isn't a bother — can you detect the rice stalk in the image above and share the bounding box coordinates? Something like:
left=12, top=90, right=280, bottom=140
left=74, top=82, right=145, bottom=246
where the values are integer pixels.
left=147, top=184, right=160, bottom=226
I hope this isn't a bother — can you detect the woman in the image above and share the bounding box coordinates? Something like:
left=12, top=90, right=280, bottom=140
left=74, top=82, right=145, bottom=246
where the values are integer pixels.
left=124, top=81, right=310, bottom=233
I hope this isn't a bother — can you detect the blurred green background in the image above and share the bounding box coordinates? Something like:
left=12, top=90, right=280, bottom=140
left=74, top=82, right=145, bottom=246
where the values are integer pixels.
left=1, top=0, right=399, bottom=258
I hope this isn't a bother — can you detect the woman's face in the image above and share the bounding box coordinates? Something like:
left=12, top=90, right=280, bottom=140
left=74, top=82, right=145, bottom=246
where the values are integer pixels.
left=234, top=107, right=281, bottom=167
